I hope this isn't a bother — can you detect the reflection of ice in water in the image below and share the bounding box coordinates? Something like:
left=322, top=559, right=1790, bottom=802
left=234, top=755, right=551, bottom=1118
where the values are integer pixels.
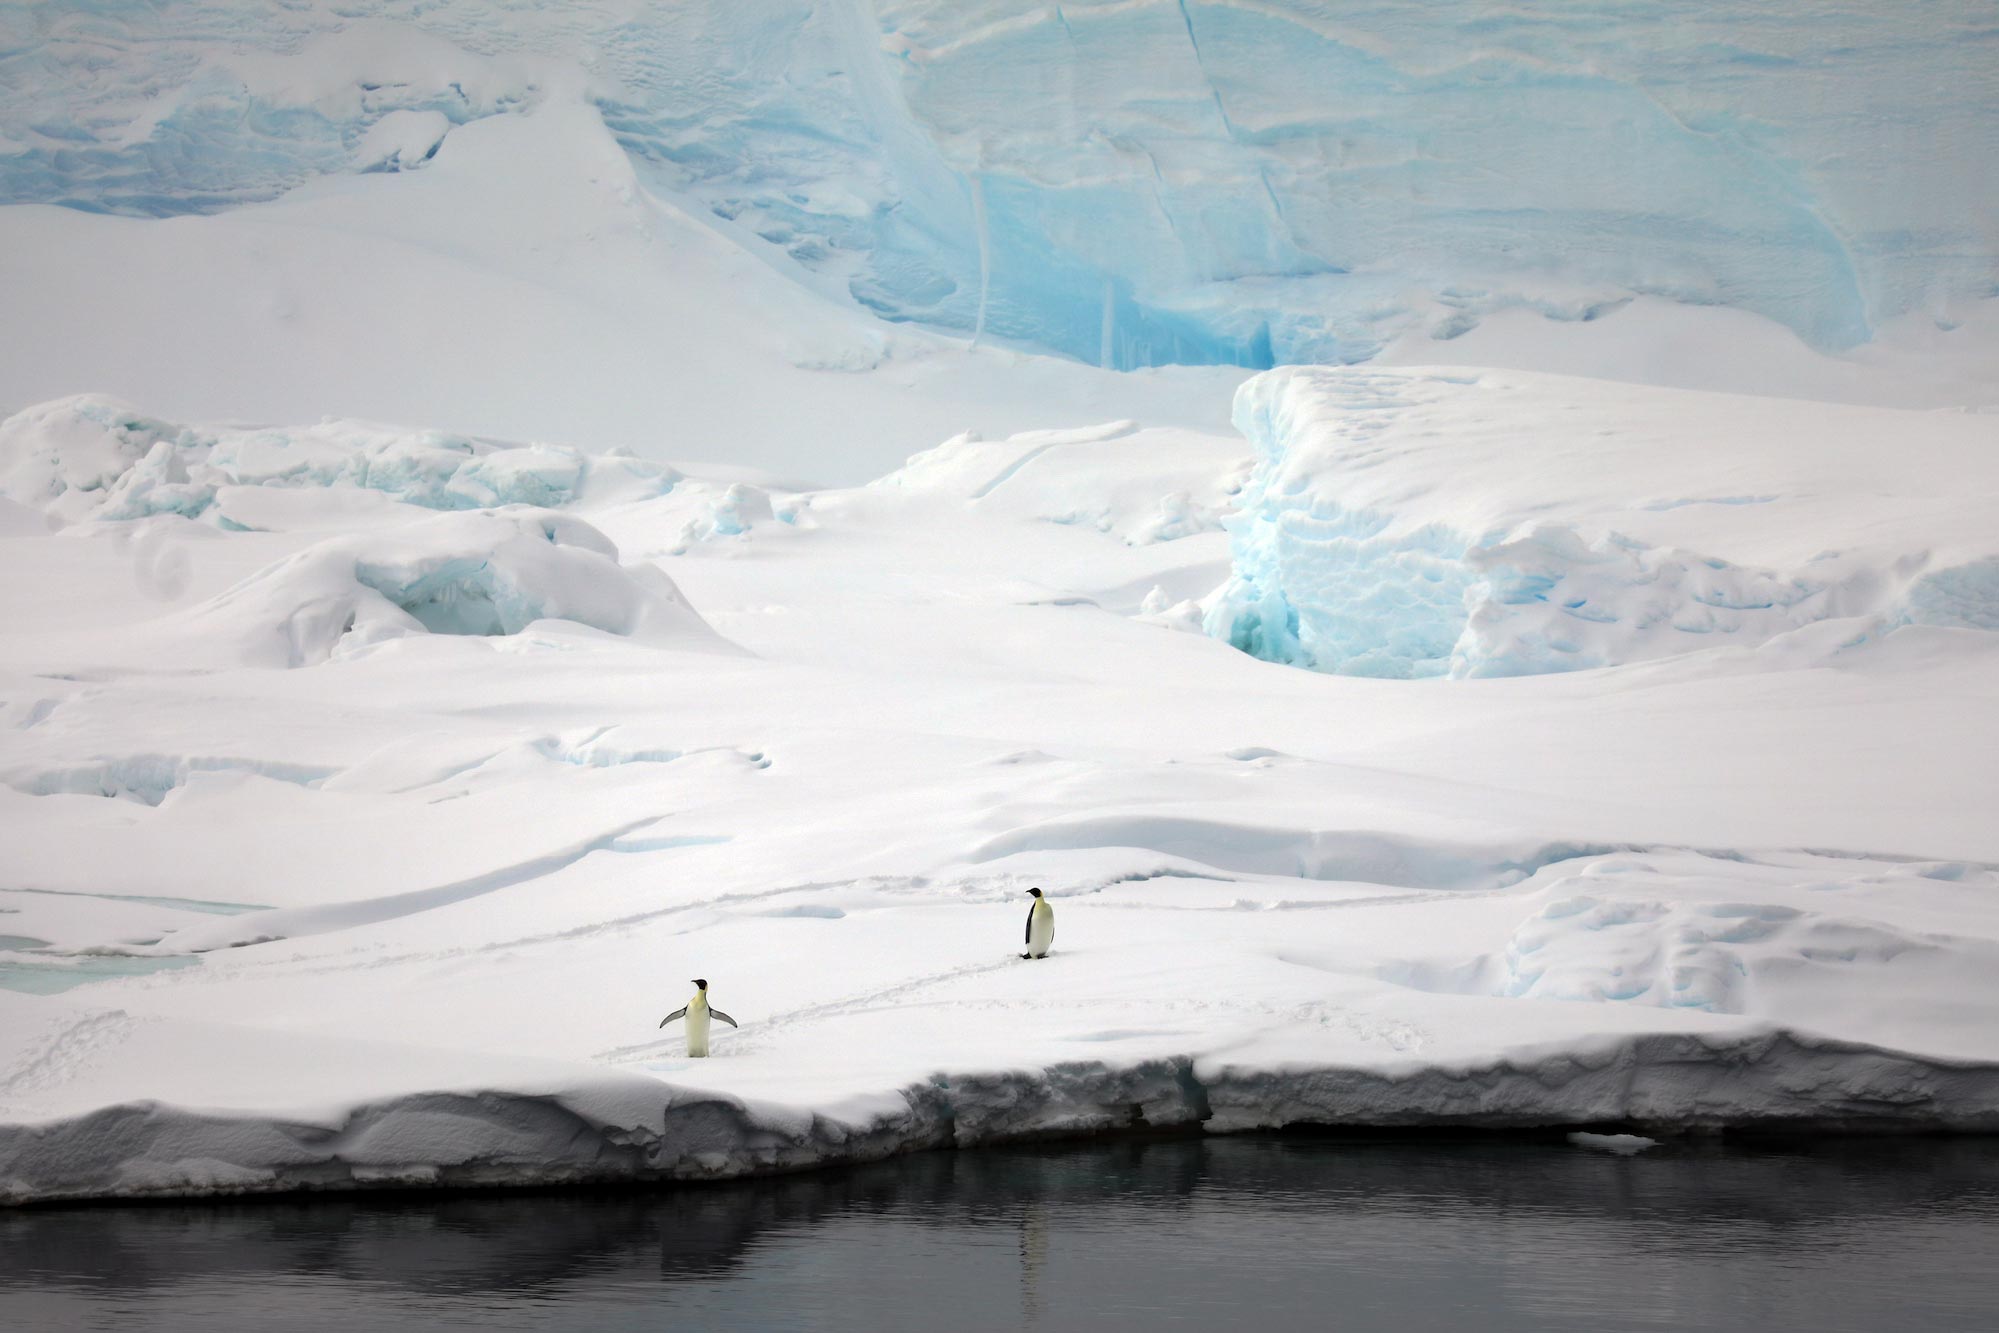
left=1018, top=1201, right=1048, bottom=1326
left=0, top=937, right=199, bottom=995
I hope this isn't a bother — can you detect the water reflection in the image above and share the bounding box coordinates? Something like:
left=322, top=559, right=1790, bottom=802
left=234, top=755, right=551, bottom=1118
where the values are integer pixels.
left=3, top=1136, right=1996, bottom=1331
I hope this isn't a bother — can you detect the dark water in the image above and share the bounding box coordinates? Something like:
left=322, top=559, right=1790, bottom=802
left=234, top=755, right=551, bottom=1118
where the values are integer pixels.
left=5, top=1136, right=1999, bottom=1332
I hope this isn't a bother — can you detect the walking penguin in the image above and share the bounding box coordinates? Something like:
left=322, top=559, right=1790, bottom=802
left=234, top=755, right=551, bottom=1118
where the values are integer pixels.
left=1021, top=887, right=1054, bottom=959
left=659, top=978, right=738, bottom=1057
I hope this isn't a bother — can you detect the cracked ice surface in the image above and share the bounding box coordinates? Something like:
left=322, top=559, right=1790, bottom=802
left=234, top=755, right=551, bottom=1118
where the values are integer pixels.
left=1, top=386, right=1997, bottom=1203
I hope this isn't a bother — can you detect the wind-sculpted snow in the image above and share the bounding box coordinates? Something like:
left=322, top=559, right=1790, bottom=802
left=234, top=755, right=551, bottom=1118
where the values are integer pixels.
left=1, top=388, right=1994, bottom=1206
left=173, top=509, right=730, bottom=668
left=0, top=397, right=742, bottom=669
left=5, top=2, right=1994, bottom=368
left=1207, top=366, right=1999, bottom=676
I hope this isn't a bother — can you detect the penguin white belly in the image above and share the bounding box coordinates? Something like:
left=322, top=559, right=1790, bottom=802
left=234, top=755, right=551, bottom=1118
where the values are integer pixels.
left=1027, top=902, right=1055, bottom=958
left=686, top=1004, right=712, bottom=1057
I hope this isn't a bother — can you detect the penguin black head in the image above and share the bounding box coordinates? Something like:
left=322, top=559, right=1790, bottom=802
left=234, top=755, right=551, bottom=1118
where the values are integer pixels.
left=1027, top=888, right=1043, bottom=898
left=692, top=978, right=708, bottom=990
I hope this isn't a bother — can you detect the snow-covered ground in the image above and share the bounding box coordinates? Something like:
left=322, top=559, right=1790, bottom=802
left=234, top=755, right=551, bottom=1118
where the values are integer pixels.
left=3, top=360, right=1996, bottom=1202
left=1, top=15, right=1995, bottom=1205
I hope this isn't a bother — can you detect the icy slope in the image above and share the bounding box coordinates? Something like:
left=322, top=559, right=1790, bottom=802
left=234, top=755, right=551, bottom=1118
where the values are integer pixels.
left=1207, top=366, right=1999, bottom=677
left=0, top=95, right=1243, bottom=482
left=5, top=1, right=1995, bottom=371
left=2, top=388, right=1996, bottom=1202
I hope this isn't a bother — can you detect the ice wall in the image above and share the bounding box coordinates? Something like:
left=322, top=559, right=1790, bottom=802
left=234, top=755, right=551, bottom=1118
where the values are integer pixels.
left=1204, top=365, right=1999, bottom=677
left=4, top=2, right=1995, bottom=367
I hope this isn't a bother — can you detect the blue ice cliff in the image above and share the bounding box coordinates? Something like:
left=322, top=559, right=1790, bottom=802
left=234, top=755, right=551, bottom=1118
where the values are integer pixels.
left=1203, top=366, right=1999, bottom=677
left=3, top=1, right=1994, bottom=369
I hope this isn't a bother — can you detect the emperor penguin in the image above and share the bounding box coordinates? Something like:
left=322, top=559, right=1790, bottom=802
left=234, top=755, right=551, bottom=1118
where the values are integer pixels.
left=658, top=978, right=738, bottom=1057
left=1021, top=887, right=1054, bottom=960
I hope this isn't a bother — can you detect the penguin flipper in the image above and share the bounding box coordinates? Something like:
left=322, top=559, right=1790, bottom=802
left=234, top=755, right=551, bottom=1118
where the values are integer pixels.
left=709, top=1008, right=739, bottom=1029
left=1025, top=904, right=1034, bottom=945
left=658, top=1006, right=688, bottom=1028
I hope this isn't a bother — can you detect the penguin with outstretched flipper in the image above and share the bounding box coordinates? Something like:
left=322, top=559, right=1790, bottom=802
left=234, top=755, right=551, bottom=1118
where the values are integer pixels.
left=660, top=978, right=738, bottom=1057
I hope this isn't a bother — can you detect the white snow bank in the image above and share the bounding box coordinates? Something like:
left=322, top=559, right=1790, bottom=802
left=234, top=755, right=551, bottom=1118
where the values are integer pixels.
left=164, top=508, right=734, bottom=668
left=1206, top=367, right=1999, bottom=677
left=3, top=1028, right=1994, bottom=1205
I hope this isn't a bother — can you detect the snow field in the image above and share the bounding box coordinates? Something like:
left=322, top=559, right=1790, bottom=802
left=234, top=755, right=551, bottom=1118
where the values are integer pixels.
left=2, top=377, right=1997, bottom=1202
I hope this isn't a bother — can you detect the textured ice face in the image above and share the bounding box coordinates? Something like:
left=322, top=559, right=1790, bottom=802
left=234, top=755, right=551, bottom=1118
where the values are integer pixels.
left=5, top=2, right=1993, bottom=368
left=1205, top=365, right=1999, bottom=677
left=0, top=395, right=729, bottom=666
left=178, top=507, right=731, bottom=668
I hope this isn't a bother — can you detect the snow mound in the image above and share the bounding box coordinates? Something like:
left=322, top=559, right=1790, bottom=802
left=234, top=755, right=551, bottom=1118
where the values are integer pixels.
left=0, top=396, right=678, bottom=526
left=672, top=483, right=780, bottom=551
left=174, top=508, right=733, bottom=668
left=1206, top=367, right=1999, bottom=677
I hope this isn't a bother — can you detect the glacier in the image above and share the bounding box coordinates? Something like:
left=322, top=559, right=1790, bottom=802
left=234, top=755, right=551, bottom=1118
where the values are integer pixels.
left=4, top=1, right=1995, bottom=370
